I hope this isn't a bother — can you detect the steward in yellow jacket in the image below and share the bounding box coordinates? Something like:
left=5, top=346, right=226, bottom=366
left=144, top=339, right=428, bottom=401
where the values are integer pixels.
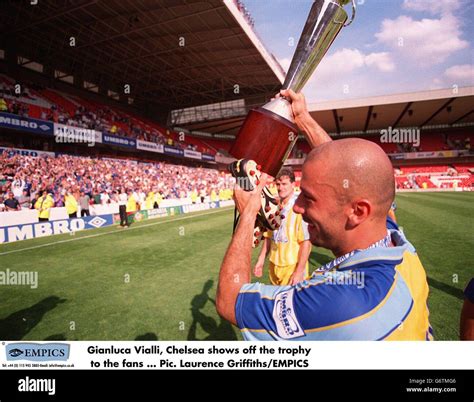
left=35, top=191, right=55, bottom=221
left=65, top=191, right=78, bottom=218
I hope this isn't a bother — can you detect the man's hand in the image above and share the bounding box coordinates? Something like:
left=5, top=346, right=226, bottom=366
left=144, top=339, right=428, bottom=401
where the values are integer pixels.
left=289, top=270, right=305, bottom=286
left=253, top=259, right=264, bottom=278
left=233, top=173, right=269, bottom=217
left=278, top=89, right=310, bottom=124
left=276, top=89, right=332, bottom=149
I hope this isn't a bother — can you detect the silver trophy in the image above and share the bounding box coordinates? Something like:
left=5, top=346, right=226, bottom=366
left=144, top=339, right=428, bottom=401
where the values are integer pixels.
left=230, top=0, right=356, bottom=177
left=265, top=0, right=356, bottom=120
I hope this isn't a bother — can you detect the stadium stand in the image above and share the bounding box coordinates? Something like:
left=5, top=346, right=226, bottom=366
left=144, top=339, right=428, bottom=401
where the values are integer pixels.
left=196, top=138, right=233, bottom=154
left=454, top=163, right=474, bottom=173
left=393, top=164, right=473, bottom=190
left=0, top=73, right=218, bottom=154
left=288, top=131, right=471, bottom=160
left=2, top=79, right=472, bottom=194
left=414, top=176, right=436, bottom=189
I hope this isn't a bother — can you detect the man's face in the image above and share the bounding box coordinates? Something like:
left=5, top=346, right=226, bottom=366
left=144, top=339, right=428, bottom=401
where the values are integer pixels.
left=276, top=176, right=294, bottom=201
left=293, top=161, right=348, bottom=250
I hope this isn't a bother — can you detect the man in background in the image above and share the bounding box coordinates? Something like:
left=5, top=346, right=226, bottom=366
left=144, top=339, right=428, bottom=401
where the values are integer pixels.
left=4, top=191, right=20, bottom=211
left=65, top=189, right=78, bottom=218
left=199, top=187, right=206, bottom=203
left=17, top=189, right=31, bottom=210
left=118, top=188, right=128, bottom=227
left=254, top=168, right=311, bottom=285
left=11, top=175, right=25, bottom=198
left=125, top=189, right=137, bottom=227
left=100, top=189, right=110, bottom=205
left=35, top=190, right=54, bottom=221
left=79, top=191, right=90, bottom=217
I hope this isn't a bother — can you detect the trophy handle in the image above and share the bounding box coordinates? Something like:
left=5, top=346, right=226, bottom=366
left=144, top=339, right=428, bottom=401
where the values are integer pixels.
left=334, top=0, right=356, bottom=26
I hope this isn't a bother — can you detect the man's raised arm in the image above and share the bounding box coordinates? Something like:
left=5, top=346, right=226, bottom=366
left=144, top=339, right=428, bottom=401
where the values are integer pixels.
left=280, top=89, right=332, bottom=149
left=216, top=175, right=268, bottom=326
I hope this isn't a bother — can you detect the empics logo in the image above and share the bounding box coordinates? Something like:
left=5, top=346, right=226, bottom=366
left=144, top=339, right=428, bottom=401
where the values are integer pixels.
left=8, top=348, right=24, bottom=358
left=18, top=376, right=56, bottom=396
left=6, top=343, right=70, bottom=361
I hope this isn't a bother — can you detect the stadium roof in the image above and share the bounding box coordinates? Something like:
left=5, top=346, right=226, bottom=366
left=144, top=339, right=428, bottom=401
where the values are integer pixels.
left=179, top=86, right=474, bottom=137
left=308, top=86, right=474, bottom=135
left=1, top=0, right=284, bottom=111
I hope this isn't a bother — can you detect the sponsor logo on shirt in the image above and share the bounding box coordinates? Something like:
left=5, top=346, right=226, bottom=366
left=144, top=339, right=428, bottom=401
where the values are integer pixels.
left=272, top=289, right=304, bottom=339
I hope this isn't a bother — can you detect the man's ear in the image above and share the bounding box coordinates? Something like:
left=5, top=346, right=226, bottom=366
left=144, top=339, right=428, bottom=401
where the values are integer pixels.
left=346, top=199, right=371, bottom=229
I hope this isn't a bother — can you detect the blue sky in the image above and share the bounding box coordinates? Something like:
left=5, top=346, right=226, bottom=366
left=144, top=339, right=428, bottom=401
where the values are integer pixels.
left=243, top=0, right=474, bottom=102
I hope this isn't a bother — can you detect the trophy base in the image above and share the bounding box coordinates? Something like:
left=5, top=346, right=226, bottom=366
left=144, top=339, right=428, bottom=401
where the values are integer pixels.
left=229, top=102, right=298, bottom=177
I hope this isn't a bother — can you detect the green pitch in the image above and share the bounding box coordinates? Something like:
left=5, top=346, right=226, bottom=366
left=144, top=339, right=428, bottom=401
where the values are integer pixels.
left=0, top=192, right=472, bottom=341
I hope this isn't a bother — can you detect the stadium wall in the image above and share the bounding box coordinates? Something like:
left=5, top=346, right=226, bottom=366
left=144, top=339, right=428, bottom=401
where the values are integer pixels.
left=0, top=200, right=234, bottom=243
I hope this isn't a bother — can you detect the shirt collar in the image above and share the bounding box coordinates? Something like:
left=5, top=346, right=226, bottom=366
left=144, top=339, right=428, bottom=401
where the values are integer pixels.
left=338, top=229, right=416, bottom=270
left=280, top=193, right=297, bottom=214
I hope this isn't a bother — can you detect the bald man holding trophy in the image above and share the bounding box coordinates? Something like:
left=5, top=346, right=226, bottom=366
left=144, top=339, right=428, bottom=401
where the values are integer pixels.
left=228, top=0, right=356, bottom=244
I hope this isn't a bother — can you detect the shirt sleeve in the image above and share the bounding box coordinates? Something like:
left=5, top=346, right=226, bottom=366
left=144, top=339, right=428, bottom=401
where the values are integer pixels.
left=235, top=266, right=411, bottom=341
left=235, top=282, right=297, bottom=340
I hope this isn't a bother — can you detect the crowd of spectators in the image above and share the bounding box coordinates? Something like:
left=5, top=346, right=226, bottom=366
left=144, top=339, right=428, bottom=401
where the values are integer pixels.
left=0, top=151, right=234, bottom=213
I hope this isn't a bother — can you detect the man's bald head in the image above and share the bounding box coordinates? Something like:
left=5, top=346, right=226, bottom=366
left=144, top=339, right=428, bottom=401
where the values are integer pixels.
left=306, top=138, right=395, bottom=219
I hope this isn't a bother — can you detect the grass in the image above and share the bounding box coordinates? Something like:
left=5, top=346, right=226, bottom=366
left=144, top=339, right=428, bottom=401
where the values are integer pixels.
left=0, top=192, right=472, bottom=341
left=393, top=192, right=474, bottom=340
